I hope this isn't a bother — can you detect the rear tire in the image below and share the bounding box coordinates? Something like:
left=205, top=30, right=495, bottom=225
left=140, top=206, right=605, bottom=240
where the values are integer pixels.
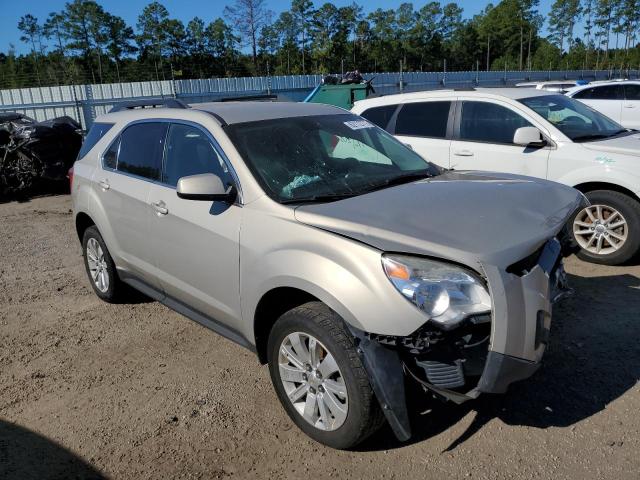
left=572, top=190, right=640, bottom=265
left=267, top=302, right=384, bottom=449
left=82, top=226, right=126, bottom=302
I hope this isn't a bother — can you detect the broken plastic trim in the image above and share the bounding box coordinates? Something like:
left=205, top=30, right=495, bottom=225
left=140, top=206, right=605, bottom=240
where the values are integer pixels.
left=346, top=324, right=412, bottom=442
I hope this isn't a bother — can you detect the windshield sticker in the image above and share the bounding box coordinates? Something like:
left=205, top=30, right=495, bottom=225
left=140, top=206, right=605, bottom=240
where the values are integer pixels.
left=595, top=155, right=615, bottom=165
left=344, top=120, right=374, bottom=130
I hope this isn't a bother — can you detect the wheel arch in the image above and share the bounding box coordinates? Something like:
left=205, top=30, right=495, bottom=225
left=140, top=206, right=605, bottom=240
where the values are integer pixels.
left=573, top=182, right=640, bottom=202
left=75, top=211, right=96, bottom=243
left=253, top=287, right=321, bottom=364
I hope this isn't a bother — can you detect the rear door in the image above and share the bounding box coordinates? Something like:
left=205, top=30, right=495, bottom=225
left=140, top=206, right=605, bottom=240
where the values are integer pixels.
left=449, top=99, right=549, bottom=178
left=572, top=85, right=625, bottom=124
left=146, top=122, right=243, bottom=331
left=621, top=84, right=640, bottom=129
left=96, top=121, right=167, bottom=289
left=392, top=100, right=453, bottom=168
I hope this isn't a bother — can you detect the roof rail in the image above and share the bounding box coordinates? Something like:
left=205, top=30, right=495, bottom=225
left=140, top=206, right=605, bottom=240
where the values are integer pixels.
left=109, top=98, right=189, bottom=113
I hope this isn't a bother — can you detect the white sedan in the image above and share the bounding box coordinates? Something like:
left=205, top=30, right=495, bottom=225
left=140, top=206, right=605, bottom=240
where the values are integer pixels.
left=566, top=80, right=640, bottom=130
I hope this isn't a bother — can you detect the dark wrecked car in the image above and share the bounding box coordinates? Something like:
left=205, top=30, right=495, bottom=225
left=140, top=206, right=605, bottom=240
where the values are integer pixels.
left=0, top=112, right=82, bottom=196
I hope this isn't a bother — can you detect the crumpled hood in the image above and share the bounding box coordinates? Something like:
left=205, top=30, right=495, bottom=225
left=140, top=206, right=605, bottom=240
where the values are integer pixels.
left=294, top=171, right=584, bottom=270
left=581, top=132, right=640, bottom=158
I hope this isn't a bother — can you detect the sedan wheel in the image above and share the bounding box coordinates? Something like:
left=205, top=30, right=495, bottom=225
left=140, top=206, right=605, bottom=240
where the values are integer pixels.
left=573, top=204, right=628, bottom=255
left=278, top=332, right=348, bottom=431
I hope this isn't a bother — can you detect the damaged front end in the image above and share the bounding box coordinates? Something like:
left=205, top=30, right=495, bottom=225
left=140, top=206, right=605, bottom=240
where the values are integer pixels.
left=348, top=315, right=491, bottom=441
left=348, top=236, right=574, bottom=442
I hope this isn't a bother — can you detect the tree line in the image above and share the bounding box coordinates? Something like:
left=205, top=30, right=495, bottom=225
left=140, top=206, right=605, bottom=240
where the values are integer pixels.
left=1, top=0, right=639, bottom=89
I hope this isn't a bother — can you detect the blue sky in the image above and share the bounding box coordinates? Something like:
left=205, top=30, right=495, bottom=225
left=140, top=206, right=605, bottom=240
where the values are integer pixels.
left=2, top=0, right=558, bottom=55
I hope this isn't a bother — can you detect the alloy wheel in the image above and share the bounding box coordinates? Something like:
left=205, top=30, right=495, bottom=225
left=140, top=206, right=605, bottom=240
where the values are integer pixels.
left=278, top=332, right=348, bottom=431
left=86, top=238, right=109, bottom=293
left=573, top=204, right=628, bottom=255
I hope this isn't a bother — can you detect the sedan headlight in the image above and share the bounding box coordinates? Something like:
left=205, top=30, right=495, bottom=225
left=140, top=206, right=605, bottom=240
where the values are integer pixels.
left=382, top=254, right=491, bottom=330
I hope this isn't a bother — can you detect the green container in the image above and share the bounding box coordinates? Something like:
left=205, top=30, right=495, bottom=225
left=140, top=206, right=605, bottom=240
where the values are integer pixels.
left=304, top=83, right=370, bottom=110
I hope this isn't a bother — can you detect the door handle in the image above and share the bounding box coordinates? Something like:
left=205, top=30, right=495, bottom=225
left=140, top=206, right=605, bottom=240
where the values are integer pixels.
left=623, top=104, right=635, bottom=108
left=453, top=150, right=474, bottom=157
left=98, top=179, right=110, bottom=190
left=152, top=200, right=168, bottom=215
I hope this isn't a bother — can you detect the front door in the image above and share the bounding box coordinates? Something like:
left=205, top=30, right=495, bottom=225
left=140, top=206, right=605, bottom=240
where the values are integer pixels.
left=147, top=122, right=243, bottom=331
left=448, top=100, right=549, bottom=179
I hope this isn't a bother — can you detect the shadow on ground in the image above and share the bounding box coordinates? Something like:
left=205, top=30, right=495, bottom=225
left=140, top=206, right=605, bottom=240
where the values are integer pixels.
left=0, top=183, right=69, bottom=205
left=0, top=420, right=106, bottom=480
left=359, top=271, right=640, bottom=452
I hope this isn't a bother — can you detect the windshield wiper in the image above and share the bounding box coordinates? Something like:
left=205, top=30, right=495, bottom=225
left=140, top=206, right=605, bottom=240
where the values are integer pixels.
left=572, top=130, right=628, bottom=142
left=280, top=193, right=358, bottom=204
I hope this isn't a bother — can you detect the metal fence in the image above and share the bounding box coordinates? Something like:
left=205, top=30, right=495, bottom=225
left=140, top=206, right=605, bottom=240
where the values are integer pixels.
left=1, top=69, right=638, bottom=130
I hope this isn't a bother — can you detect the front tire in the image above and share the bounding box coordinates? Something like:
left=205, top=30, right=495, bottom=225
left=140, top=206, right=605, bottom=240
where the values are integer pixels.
left=572, top=190, right=640, bottom=265
left=82, top=226, right=126, bottom=302
left=267, top=302, right=384, bottom=449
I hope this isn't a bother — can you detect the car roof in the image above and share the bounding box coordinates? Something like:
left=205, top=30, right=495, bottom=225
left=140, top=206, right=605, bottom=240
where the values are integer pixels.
left=353, top=87, right=555, bottom=109
left=95, top=101, right=350, bottom=126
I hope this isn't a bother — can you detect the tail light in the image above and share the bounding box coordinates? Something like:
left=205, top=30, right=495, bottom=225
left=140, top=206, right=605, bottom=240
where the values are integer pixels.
left=67, top=166, right=74, bottom=191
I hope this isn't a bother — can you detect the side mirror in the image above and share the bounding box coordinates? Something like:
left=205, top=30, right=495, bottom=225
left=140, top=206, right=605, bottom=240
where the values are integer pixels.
left=176, top=173, right=237, bottom=203
left=513, top=126, right=547, bottom=148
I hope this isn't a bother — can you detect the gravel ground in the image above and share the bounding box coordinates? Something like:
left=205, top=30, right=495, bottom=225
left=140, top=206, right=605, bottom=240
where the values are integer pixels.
left=1, top=194, right=639, bottom=480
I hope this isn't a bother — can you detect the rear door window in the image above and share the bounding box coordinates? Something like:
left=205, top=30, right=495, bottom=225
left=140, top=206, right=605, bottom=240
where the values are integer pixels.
left=116, top=122, right=168, bottom=181
left=574, top=85, right=625, bottom=100
left=624, top=84, right=640, bottom=100
left=162, top=123, right=231, bottom=187
left=459, top=101, right=532, bottom=144
left=359, top=105, right=398, bottom=130
left=78, top=122, right=114, bottom=159
left=395, top=101, right=451, bottom=138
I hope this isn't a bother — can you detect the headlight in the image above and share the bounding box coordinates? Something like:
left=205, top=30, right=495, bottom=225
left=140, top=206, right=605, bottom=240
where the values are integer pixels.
left=382, top=254, right=491, bottom=329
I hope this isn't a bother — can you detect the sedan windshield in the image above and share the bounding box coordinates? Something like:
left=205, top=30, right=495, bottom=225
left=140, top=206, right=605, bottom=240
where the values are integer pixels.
left=519, top=95, right=627, bottom=142
left=225, top=114, right=440, bottom=203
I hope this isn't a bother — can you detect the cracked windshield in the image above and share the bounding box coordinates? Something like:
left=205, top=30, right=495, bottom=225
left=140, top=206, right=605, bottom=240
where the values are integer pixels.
left=226, top=114, right=441, bottom=203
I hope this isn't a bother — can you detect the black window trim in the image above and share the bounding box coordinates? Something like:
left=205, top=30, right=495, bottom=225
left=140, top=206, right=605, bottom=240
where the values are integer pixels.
left=100, top=118, right=243, bottom=202
left=389, top=100, right=456, bottom=140
left=453, top=99, right=552, bottom=148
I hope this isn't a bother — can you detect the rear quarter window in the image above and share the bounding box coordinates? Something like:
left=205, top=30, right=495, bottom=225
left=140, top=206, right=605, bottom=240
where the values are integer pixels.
left=77, top=122, right=114, bottom=160
left=359, top=104, right=398, bottom=130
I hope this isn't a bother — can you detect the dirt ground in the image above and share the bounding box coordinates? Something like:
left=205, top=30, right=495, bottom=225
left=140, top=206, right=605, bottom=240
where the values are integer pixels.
left=1, top=194, right=638, bottom=480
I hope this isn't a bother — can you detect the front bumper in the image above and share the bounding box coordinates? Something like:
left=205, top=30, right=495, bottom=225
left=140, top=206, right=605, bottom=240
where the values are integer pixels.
left=350, top=237, right=569, bottom=441
left=477, top=351, right=540, bottom=394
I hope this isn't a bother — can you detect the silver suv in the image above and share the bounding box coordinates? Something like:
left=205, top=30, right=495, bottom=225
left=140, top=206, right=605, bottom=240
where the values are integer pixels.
left=71, top=99, right=585, bottom=449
